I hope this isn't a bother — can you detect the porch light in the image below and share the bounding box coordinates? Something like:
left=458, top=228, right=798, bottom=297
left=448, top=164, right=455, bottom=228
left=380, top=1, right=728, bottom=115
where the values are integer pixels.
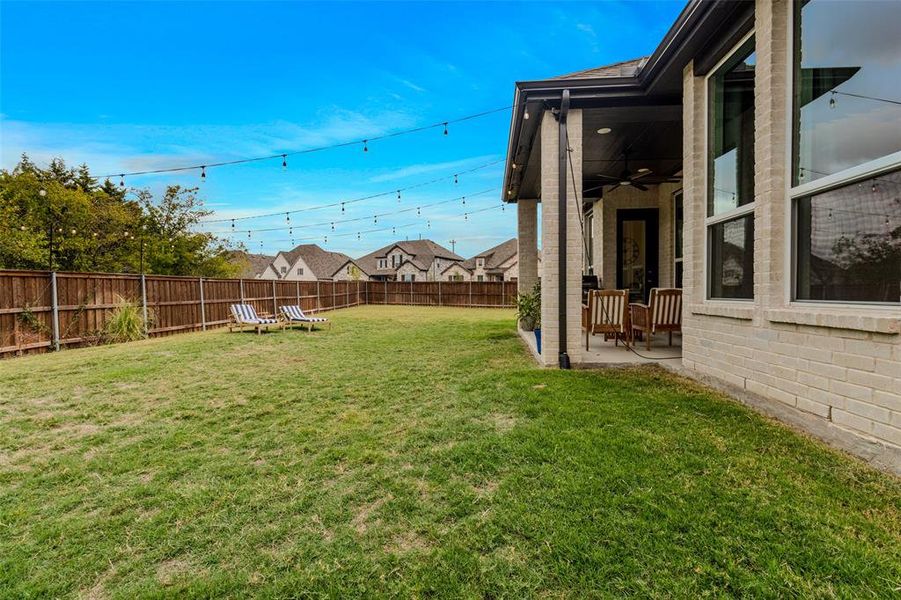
left=620, top=180, right=631, bottom=186
left=597, top=127, right=612, bottom=134
left=637, top=168, right=650, bottom=173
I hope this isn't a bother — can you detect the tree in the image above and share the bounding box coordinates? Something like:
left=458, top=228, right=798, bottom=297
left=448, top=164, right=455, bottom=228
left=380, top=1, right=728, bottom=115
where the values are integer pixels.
left=0, top=155, right=240, bottom=277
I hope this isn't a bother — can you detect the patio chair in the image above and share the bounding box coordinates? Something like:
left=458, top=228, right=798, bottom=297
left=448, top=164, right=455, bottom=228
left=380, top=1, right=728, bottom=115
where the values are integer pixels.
left=229, top=303, right=281, bottom=335
left=279, top=305, right=331, bottom=331
left=629, top=288, right=682, bottom=350
left=584, top=289, right=629, bottom=350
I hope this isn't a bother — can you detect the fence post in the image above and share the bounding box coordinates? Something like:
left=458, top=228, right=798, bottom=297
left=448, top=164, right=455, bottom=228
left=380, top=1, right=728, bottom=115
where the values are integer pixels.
left=438, top=279, right=442, bottom=307
left=332, top=281, right=336, bottom=309
left=50, top=271, right=60, bottom=351
left=140, top=273, right=149, bottom=336
left=199, top=278, right=206, bottom=331
left=410, top=279, right=414, bottom=305
left=239, top=279, right=245, bottom=303
left=469, top=280, right=473, bottom=308
left=272, top=280, right=277, bottom=315
left=296, top=280, right=300, bottom=306
left=384, top=280, right=388, bottom=305
left=316, top=280, right=321, bottom=310
left=501, top=281, right=505, bottom=308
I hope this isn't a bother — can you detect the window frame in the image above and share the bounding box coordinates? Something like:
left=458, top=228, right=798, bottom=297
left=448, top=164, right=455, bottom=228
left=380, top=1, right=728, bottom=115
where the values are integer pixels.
left=785, top=2, right=901, bottom=307
left=704, top=29, right=756, bottom=302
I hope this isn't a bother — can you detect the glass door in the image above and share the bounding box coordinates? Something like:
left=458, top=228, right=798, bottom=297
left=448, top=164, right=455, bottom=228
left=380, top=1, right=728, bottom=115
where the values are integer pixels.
left=616, top=209, right=659, bottom=303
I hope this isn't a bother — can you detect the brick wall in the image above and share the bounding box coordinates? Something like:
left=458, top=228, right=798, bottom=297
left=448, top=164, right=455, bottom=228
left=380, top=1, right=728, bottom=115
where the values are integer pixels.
left=680, top=0, right=900, bottom=471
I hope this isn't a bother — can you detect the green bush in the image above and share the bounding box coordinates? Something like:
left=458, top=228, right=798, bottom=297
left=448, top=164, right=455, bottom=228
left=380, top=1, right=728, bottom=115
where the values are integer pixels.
left=515, top=282, right=541, bottom=331
left=104, top=296, right=147, bottom=343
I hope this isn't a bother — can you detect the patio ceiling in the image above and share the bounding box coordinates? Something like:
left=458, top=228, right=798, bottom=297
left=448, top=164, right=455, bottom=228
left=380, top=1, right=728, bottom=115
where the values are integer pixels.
left=513, top=105, right=683, bottom=202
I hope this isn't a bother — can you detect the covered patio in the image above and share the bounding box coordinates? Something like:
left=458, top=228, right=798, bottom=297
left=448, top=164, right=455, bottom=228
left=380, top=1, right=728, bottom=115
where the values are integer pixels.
left=506, top=59, right=685, bottom=367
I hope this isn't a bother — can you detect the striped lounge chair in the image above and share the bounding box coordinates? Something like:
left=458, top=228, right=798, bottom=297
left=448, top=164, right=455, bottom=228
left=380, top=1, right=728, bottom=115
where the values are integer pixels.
left=629, top=288, right=682, bottom=350
left=229, top=303, right=280, bottom=334
left=279, top=305, right=330, bottom=331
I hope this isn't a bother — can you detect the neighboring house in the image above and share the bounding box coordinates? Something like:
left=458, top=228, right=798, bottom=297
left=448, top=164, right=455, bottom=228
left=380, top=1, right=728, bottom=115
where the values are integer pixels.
left=356, top=239, right=464, bottom=281
left=227, top=251, right=275, bottom=279
left=259, top=244, right=368, bottom=281
left=503, top=0, right=901, bottom=471
left=439, top=238, right=543, bottom=282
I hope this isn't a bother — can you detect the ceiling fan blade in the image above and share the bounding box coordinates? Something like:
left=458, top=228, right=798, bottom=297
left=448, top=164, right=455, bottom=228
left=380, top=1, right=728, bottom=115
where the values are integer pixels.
left=596, top=173, right=620, bottom=181
left=632, top=181, right=649, bottom=192
left=631, top=170, right=653, bottom=180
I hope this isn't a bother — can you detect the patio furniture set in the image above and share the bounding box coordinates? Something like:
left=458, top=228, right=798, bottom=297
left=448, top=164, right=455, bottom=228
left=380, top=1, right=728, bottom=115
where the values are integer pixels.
left=229, top=303, right=331, bottom=334
left=583, top=288, right=682, bottom=351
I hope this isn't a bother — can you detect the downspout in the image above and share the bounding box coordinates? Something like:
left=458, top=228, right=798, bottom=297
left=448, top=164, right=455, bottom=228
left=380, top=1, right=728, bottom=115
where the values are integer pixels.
left=557, top=89, right=571, bottom=369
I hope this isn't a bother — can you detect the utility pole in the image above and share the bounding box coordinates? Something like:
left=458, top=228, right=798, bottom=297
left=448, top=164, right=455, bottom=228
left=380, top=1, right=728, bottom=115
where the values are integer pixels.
left=41, top=189, right=51, bottom=270
left=449, top=239, right=457, bottom=254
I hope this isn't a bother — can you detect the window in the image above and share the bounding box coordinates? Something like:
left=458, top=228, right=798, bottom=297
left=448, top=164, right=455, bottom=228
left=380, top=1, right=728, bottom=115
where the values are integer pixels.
left=476, top=258, right=485, bottom=268
left=673, top=190, right=683, bottom=288
left=401, top=274, right=415, bottom=282
left=280, top=266, right=287, bottom=274
left=297, top=268, right=303, bottom=275
left=477, top=275, right=484, bottom=282
left=707, top=35, right=756, bottom=299
left=791, top=0, right=901, bottom=304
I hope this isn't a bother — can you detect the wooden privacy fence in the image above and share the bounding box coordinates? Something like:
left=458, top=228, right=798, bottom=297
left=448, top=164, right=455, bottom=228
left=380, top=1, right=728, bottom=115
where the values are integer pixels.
left=0, top=270, right=515, bottom=357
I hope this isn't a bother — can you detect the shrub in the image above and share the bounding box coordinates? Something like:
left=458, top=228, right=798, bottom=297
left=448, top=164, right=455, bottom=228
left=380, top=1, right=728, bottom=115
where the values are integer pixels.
left=104, top=296, right=147, bottom=343
left=515, top=283, right=541, bottom=331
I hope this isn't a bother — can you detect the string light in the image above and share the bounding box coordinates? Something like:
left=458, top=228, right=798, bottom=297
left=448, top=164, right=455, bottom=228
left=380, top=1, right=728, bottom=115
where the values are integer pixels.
left=523, top=107, right=530, bottom=120
left=829, top=94, right=836, bottom=109
left=357, top=232, right=361, bottom=240
left=331, top=222, right=335, bottom=231
left=397, top=190, right=401, bottom=202
left=454, top=174, right=458, bottom=185
left=286, top=212, right=291, bottom=223
left=464, top=213, right=468, bottom=221
left=96, top=105, right=515, bottom=181
left=231, top=219, right=235, bottom=231
left=363, top=139, right=368, bottom=152
left=282, top=154, right=287, bottom=170
left=374, top=215, right=378, bottom=224
left=427, top=220, right=431, bottom=229
left=462, top=196, right=466, bottom=205
left=872, top=182, right=878, bottom=193
left=392, top=226, right=396, bottom=235
left=119, top=175, right=125, bottom=188
left=443, top=122, right=448, bottom=136
left=417, top=207, right=421, bottom=216
left=200, top=166, right=207, bottom=182
left=202, top=159, right=503, bottom=224
left=247, top=230, right=251, bottom=239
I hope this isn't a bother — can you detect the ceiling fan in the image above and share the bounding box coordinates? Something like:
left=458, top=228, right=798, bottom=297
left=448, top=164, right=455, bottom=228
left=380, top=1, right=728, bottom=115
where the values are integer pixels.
left=596, top=149, right=653, bottom=192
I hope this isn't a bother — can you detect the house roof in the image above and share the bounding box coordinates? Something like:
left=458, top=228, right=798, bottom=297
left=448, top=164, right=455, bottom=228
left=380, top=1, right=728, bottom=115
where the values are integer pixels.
left=229, top=251, right=276, bottom=278
left=462, top=238, right=519, bottom=270
left=278, top=244, right=359, bottom=279
left=357, top=239, right=463, bottom=273
left=553, top=57, right=649, bottom=80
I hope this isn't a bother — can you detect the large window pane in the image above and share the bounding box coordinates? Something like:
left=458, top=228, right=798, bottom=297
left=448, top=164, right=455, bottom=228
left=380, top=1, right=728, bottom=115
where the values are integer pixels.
left=796, top=170, right=901, bottom=303
left=709, top=215, right=754, bottom=299
left=709, top=37, right=756, bottom=216
left=793, top=0, right=901, bottom=185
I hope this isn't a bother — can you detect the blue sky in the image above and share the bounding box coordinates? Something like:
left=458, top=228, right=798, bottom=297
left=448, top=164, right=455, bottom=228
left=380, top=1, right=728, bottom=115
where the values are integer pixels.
left=1, top=0, right=683, bottom=258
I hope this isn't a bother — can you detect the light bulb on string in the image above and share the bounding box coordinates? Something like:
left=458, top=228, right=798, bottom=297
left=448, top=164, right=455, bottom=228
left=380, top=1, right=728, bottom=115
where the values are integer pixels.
left=524, top=107, right=530, bottom=120
left=357, top=232, right=361, bottom=240
left=282, top=154, right=287, bottom=170
left=464, top=213, right=468, bottom=221
left=289, top=226, right=293, bottom=236
left=247, top=230, right=251, bottom=239
left=454, top=174, right=458, bottom=185
left=417, top=207, right=421, bottom=216
left=374, top=215, right=378, bottom=224
left=119, top=174, right=125, bottom=188
left=362, top=139, right=368, bottom=152
left=200, top=166, right=207, bottom=182
left=462, top=196, right=466, bottom=205
left=70, top=229, right=77, bottom=235
left=502, top=204, right=505, bottom=212
left=93, top=232, right=98, bottom=238
left=392, top=227, right=396, bottom=235
left=872, top=182, right=878, bottom=193
left=20, top=225, right=26, bottom=231
left=231, top=219, right=235, bottom=231
left=443, top=122, right=448, bottom=136
left=427, top=220, right=431, bottom=229
left=341, top=202, right=345, bottom=214
left=323, top=236, right=327, bottom=244
left=331, top=222, right=335, bottom=231
left=286, top=212, right=291, bottom=223
left=829, top=94, right=836, bottom=109
left=397, top=190, right=401, bottom=202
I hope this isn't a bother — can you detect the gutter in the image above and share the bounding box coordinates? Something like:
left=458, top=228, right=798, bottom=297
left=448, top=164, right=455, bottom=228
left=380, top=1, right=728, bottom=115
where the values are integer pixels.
left=556, top=89, right=571, bottom=370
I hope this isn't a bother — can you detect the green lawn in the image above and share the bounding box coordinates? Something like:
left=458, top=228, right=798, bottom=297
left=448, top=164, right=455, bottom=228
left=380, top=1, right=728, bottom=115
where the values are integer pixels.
left=1, top=306, right=899, bottom=598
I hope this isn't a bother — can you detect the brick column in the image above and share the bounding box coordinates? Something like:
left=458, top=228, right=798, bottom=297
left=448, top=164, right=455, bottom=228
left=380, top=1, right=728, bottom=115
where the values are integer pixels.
left=754, top=0, right=790, bottom=311
left=540, top=107, right=583, bottom=366
left=517, top=198, right=538, bottom=294
left=682, top=61, right=706, bottom=310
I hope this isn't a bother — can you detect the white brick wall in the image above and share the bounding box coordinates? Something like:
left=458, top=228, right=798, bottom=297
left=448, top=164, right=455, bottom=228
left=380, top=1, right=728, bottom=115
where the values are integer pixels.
left=679, top=0, right=900, bottom=470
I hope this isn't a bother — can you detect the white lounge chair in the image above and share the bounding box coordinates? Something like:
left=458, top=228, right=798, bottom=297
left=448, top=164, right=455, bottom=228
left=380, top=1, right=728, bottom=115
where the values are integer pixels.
left=279, top=305, right=330, bottom=331
left=229, top=303, right=281, bottom=334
